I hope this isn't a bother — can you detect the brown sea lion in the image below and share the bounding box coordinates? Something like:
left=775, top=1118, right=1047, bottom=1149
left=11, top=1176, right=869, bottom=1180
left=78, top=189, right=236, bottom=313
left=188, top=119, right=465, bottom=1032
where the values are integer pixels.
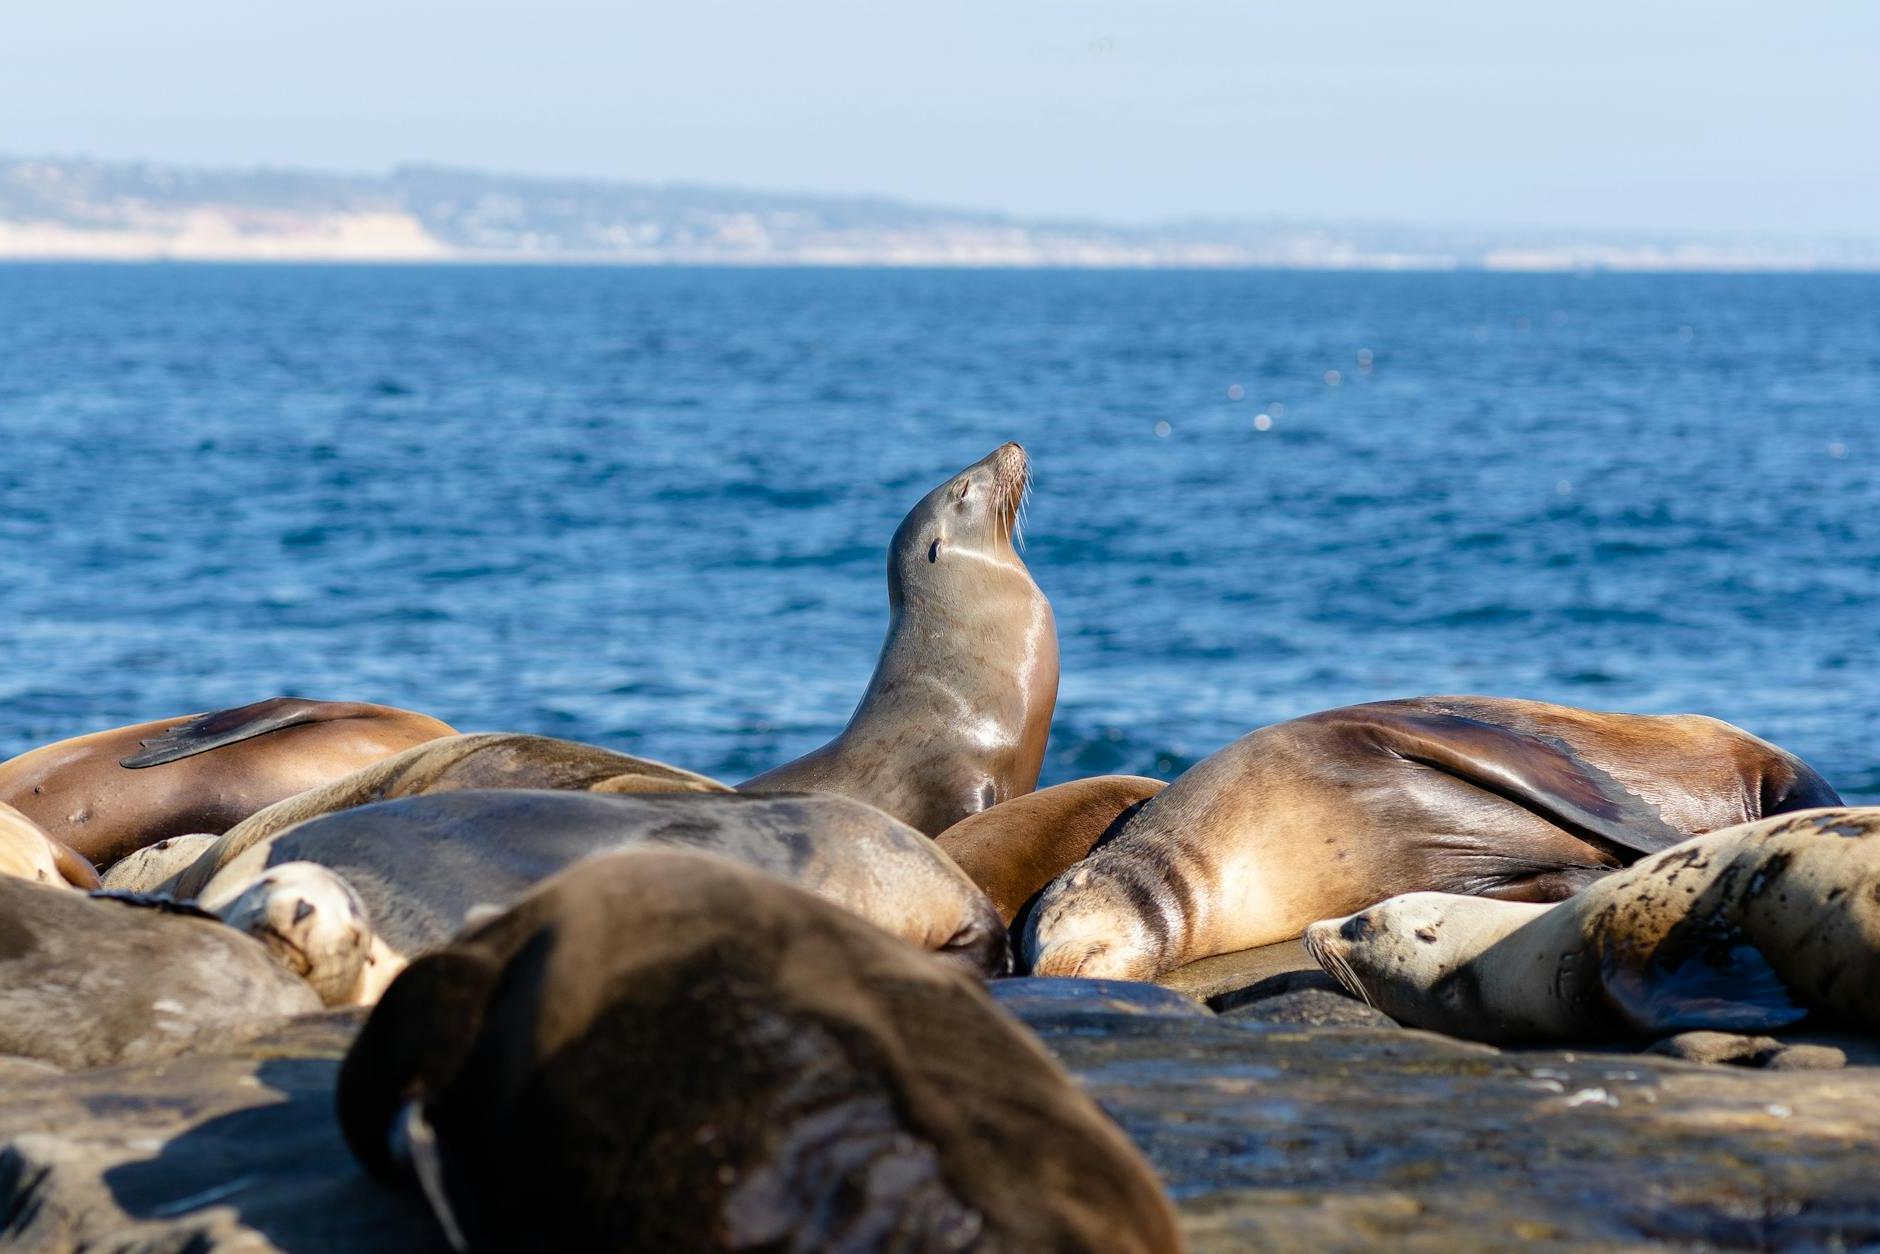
left=1024, top=696, right=1840, bottom=980
left=740, top=443, right=1059, bottom=836
left=187, top=789, right=1008, bottom=977
left=0, top=876, right=320, bottom=1068
left=337, top=847, right=1181, bottom=1253
left=0, top=801, right=101, bottom=889
left=936, top=774, right=1165, bottom=925
left=0, top=697, right=456, bottom=867
left=168, top=732, right=727, bottom=899
left=1306, top=807, right=1880, bottom=1043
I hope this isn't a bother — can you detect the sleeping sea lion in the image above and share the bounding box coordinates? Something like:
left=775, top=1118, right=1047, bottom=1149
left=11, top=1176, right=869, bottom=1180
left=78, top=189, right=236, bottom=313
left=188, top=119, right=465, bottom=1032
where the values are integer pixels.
left=187, top=789, right=1008, bottom=977
left=168, top=732, right=727, bottom=899
left=0, top=801, right=101, bottom=889
left=1024, top=697, right=1840, bottom=980
left=741, top=443, right=1059, bottom=836
left=0, top=697, right=456, bottom=867
left=336, top=847, right=1181, bottom=1253
left=197, top=861, right=397, bottom=1006
left=0, top=877, right=319, bottom=1068
left=99, top=832, right=220, bottom=894
left=1305, top=807, right=1880, bottom=1043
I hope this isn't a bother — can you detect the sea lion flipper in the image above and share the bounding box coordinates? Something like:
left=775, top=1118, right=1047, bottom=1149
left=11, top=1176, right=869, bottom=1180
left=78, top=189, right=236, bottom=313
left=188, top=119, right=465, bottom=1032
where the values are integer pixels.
left=120, top=697, right=365, bottom=769
left=337, top=948, right=500, bottom=1181
left=48, top=837, right=101, bottom=890
left=1342, top=708, right=1687, bottom=862
left=1600, top=941, right=1810, bottom=1035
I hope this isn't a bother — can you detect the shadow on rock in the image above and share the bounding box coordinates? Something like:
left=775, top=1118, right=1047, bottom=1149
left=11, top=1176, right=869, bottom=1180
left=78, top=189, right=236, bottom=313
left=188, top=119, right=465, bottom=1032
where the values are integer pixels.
left=102, top=1057, right=446, bottom=1252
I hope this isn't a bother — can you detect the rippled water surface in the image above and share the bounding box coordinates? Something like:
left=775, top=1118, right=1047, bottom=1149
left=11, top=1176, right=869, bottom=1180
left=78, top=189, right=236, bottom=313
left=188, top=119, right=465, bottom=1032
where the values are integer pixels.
left=2, top=265, right=1875, bottom=798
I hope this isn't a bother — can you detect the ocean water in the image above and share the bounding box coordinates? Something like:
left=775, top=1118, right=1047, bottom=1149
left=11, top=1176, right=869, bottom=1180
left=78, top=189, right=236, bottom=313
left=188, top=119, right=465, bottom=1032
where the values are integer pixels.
left=1, top=265, right=1875, bottom=801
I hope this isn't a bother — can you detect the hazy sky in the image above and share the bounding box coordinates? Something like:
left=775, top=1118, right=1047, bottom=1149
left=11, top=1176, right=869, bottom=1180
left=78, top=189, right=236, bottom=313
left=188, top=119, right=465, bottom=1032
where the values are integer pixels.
left=3, top=1, right=1876, bottom=234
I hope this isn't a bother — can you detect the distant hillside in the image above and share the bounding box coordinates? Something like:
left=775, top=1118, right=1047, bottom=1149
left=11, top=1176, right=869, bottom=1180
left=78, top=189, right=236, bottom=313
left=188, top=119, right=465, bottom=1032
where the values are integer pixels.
left=3, top=155, right=1875, bottom=270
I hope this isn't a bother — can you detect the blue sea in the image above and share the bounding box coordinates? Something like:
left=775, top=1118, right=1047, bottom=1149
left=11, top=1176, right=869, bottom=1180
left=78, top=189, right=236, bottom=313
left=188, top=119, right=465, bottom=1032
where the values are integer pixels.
left=1, top=265, right=1875, bottom=801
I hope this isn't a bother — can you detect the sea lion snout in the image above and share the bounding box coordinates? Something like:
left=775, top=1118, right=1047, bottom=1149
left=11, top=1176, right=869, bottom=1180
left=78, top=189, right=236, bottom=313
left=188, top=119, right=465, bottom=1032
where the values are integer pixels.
left=938, top=900, right=1013, bottom=977
left=1023, top=870, right=1163, bottom=979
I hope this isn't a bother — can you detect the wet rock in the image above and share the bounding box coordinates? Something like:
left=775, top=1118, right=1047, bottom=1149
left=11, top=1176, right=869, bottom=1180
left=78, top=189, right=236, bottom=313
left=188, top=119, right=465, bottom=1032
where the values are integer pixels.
left=0, top=1011, right=445, bottom=1252
left=1156, top=941, right=1316, bottom=1002
left=1220, top=986, right=1399, bottom=1029
left=1003, top=980, right=1880, bottom=1250
left=1647, top=1031, right=1787, bottom=1067
left=989, top=978, right=1211, bottom=1051
left=5, top=977, right=1880, bottom=1251
left=1766, top=1044, right=1849, bottom=1071
left=1647, top=1032, right=1849, bottom=1071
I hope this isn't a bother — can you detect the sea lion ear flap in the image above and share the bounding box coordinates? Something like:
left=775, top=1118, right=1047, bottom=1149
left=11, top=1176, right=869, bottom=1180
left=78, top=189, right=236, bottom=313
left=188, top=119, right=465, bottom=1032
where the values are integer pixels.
left=1598, top=940, right=1810, bottom=1036
left=336, top=949, right=500, bottom=1181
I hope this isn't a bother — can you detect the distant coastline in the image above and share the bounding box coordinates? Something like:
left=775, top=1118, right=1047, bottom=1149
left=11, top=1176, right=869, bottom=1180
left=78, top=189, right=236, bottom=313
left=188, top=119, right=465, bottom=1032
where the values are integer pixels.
left=4, top=155, right=1876, bottom=272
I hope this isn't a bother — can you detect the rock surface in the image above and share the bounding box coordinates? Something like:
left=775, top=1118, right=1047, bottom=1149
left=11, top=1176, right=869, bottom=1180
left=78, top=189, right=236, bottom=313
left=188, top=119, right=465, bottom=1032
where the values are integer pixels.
left=1645, top=1030, right=1837, bottom=1070
left=5, top=981, right=1880, bottom=1250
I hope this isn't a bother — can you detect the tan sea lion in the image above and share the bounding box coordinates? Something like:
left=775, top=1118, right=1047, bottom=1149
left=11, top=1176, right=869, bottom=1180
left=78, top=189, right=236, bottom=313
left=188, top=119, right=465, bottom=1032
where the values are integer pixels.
left=936, top=774, right=1165, bottom=925
left=0, top=801, right=102, bottom=889
left=1305, top=807, right=1880, bottom=1043
left=197, top=861, right=398, bottom=1006
left=98, top=832, right=220, bottom=893
left=740, top=443, right=1059, bottom=836
left=169, top=732, right=727, bottom=899
left=337, top=847, right=1181, bottom=1253
left=0, top=697, right=457, bottom=867
left=188, top=789, right=1008, bottom=977
left=1024, top=697, right=1840, bottom=980
left=0, top=877, right=320, bottom=1068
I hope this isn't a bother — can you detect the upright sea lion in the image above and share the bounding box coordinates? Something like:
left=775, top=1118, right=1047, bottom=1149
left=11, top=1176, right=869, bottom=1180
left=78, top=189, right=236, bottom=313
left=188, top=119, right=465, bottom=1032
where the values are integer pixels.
left=1305, top=807, right=1880, bottom=1043
left=0, top=697, right=456, bottom=867
left=741, top=443, right=1059, bottom=836
left=1024, top=697, right=1840, bottom=980
left=936, top=774, right=1165, bottom=925
left=188, top=789, right=1008, bottom=977
left=170, top=732, right=727, bottom=898
left=0, top=801, right=101, bottom=889
left=337, top=848, right=1181, bottom=1253
left=0, top=877, right=320, bottom=1068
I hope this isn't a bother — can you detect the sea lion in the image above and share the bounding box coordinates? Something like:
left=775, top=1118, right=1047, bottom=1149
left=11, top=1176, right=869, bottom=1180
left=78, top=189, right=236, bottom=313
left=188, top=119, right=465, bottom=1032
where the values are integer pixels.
left=169, top=732, right=727, bottom=898
left=0, top=877, right=320, bottom=1068
left=0, top=801, right=101, bottom=889
left=740, top=443, right=1059, bottom=836
left=936, top=774, right=1165, bottom=925
left=196, top=861, right=397, bottom=1006
left=98, top=832, right=220, bottom=893
left=188, top=789, right=1008, bottom=977
left=337, top=847, right=1181, bottom=1253
left=0, top=697, right=457, bottom=867
left=1024, top=696, right=1840, bottom=980
left=1305, top=807, right=1880, bottom=1043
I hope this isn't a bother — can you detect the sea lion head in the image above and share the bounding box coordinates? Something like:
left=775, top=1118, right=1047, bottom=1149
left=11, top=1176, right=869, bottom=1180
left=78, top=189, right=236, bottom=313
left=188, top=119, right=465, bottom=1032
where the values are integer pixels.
left=1305, top=892, right=1538, bottom=1030
left=205, top=860, right=374, bottom=1005
left=1020, top=860, right=1172, bottom=980
left=888, top=442, right=1031, bottom=607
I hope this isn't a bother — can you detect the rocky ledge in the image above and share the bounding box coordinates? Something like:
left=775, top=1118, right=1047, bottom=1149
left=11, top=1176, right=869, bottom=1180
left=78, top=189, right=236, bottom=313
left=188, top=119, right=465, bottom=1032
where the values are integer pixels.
left=4, top=974, right=1879, bottom=1252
